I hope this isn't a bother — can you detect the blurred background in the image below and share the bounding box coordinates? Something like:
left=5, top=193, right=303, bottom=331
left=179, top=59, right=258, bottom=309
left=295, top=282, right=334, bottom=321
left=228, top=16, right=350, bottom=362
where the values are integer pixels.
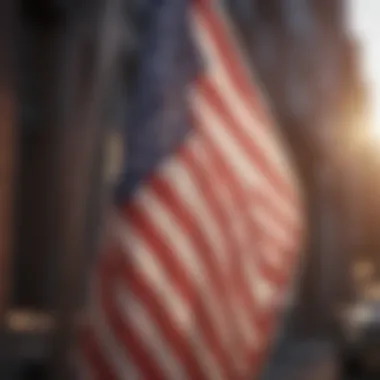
left=0, top=0, right=380, bottom=379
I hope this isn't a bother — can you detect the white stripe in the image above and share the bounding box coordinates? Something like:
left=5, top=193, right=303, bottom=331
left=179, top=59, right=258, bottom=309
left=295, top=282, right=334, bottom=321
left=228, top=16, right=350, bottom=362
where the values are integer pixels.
left=190, top=339, right=226, bottom=380
left=136, top=188, right=204, bottom=282
left=220, top=179, right=275, bottom=311
left=250, top=205, right=294, bottom=251
left=261, top=241, right=287, bottom=272
left=115, top=282, right=188, bottom=380
left=249, top=261, right=278, bottom=311
left=195, top=8, right=295, bottom=188
left=192, top=90, right=297, bottom=224
left=206, top=2, right=301, bottom=196
left=225, top=198, right=262, bottom=345
left=189, top=138, right=260, bottom=374
left=196, top=143, right=260, bottom=349
left=113, top=213, right=193, bottom=334
left=161, top=139, right=228, bottom=272
left=205, top=155, right=276, bottom=312
left=191, top=4, right=302, bottom=311
left=166, top=139, right=251, bottom=372
left=113, top=213, right=224, bottom=380
left=90, top=275, right=141, bottom=380
left=191, top=11, right=295, bottom=189
left=135, top=187, right=232, bottom=360
left=220, top=202, right=269, bottom=371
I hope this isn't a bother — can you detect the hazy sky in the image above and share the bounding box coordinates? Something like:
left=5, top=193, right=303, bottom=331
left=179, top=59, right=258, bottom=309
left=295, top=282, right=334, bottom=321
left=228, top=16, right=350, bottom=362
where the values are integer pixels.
left=350, top=0, right=380, bottom=125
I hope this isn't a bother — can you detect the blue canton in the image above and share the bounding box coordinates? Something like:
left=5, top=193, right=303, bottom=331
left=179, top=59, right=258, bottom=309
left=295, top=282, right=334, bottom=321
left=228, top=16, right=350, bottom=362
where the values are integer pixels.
left=116, top=0, right=201, bottom=203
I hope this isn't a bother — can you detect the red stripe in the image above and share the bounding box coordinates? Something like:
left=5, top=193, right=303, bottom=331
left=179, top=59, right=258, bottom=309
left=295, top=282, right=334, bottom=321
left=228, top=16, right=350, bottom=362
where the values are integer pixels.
left=253, top=215, right=294, bottom=260
left=191, top=123, right=274, bottom=344
left=110, top=241, right=207, bottom=380
left=122, top=201, right=234, bottom=380
left=123, top=200, right=200, bottom=307
left=98, top=248, right=166, bottom=380
left=181, top=142, right=254, bottom=357
left=197, top=141, right=289, bottom=290
left=194, top=0, right=271, bottom=128
left=183, top=141, right=266, bottom=376
left=182, top=141, right=262, bottom=339
left=150, top=166, right=233, bottom=311
left=180, top=146, right=244, bottom=356
left=197, top=78, right=296, bottom=207
left=187, top=138, right=281, bottom=376
left=80, top=325, right=117, bottom=380
left=149, top=169, right=237, bottom=379
left=253, top=189, right=301, bottom=243
left=194, top=112, right=286, bottom=297
left=196, top=128, right=274, bottom=313
left=198, top=110, right=287, bottom=290
left=193, top=0, right=303, bottom=263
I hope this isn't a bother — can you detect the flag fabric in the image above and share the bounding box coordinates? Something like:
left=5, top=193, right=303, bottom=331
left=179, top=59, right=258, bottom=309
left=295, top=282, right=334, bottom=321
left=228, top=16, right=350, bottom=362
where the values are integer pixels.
left=116, top=0, right=200, bottom=201
left=79, top=0, right=304, bottom=379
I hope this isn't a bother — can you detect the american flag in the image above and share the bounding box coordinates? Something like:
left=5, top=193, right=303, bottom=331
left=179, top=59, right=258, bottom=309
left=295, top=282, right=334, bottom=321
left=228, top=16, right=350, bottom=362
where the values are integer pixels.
left=79, top=0, right=303, bottom=379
